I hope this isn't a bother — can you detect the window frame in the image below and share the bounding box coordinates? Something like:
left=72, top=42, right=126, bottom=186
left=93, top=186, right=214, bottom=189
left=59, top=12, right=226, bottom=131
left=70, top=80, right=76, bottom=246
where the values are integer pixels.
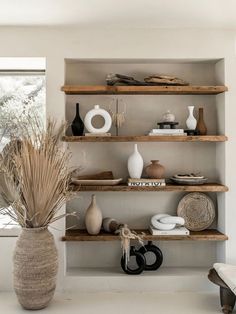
left=0, top=69, right=46, bottom=236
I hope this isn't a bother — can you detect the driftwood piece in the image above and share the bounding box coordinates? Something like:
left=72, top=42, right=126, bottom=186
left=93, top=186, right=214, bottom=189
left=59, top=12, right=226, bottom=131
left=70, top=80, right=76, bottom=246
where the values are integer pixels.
left=149, top=75, right=177, bottom=79
left=106, top=73, right=147, bottom=86
left=144, top=75, right=189, bottom=86
left=75, top=171, right=114, bottom=180
left=106, top=73, right=189, bottom=86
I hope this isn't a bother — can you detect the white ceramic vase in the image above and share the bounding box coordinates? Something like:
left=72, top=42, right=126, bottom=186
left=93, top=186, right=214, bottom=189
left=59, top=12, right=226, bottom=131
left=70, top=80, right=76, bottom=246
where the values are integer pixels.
left=84, top=105, right=112, bottom=134
left=127, top=144, right=144, bottom=179
left=85, top=195, right=102, bottom=235
left=186, top=106, right=197, bottom=130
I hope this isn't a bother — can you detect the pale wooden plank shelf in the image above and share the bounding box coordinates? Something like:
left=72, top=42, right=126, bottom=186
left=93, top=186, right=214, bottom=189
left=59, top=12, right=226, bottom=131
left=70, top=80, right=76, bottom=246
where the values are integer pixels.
left=72, top=183, right=228, bottom=193
left=62, top=229, right=228, bottom=242
left=62, top=135, right=228, bottom=143
left=61, top=85, right=228, bottom=95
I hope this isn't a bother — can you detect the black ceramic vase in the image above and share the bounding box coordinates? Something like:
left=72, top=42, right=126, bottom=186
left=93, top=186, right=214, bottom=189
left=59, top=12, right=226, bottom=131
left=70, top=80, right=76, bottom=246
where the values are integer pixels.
left=71, top=103, right=84, bottom=136
left=138, top=241, right=163, bottom=271
left=120, top=246, right=146, bottom=275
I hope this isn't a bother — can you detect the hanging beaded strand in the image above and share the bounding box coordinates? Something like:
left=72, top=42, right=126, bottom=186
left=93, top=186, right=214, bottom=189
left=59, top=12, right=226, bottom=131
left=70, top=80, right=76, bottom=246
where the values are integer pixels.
left=109, top=98, right=126, bottom=135
left=117, top=98, right=126, bottom=128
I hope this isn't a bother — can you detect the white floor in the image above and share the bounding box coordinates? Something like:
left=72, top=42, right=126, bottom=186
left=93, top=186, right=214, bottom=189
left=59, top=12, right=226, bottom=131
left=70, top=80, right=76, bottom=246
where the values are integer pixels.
left=0, top=292, right=222, bottom=314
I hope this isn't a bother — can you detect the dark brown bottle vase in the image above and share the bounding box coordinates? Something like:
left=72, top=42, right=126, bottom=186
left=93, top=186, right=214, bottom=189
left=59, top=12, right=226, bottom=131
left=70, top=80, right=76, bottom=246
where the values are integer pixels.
left=71, top=103, right=84, bottom=136
left=196, top=107, right=207, bottom=135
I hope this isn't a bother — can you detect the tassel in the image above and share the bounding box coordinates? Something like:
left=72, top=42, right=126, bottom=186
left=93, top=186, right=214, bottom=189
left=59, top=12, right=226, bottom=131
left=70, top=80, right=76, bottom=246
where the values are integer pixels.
left=116, top=224, right=144, bottom=268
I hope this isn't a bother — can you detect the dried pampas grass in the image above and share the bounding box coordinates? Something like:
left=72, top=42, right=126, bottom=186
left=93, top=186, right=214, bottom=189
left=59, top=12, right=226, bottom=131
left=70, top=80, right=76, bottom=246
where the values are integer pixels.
left=0, top=116, right=74, bottom=228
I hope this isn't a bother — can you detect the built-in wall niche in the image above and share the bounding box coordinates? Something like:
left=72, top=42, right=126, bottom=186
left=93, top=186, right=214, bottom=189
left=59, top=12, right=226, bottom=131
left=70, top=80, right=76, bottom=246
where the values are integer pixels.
left=64, top=58, right=223, bottom=85
left=63, top=58, right=226, bottom=280
left=65, top=58, right=225, bottom=137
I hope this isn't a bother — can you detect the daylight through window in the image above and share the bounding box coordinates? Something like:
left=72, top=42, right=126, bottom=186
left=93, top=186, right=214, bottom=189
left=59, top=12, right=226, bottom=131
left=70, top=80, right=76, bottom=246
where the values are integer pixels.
left=0, top=70, right=46, bottom=230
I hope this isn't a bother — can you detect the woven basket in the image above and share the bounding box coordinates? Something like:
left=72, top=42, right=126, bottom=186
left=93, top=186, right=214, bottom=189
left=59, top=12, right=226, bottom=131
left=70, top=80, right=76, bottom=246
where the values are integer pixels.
left=13, top=227, right=58, bottom=310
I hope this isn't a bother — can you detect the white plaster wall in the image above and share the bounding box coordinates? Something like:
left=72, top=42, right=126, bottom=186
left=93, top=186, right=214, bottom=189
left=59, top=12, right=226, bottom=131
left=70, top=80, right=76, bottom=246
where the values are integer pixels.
left=0, top=27, right=235, bottom=290
left=0, top=238, right=16, bottom=290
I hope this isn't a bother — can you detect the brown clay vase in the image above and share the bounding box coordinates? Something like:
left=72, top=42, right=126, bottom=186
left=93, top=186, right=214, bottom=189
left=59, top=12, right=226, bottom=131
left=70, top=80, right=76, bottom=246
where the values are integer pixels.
left=196, top=107, right=207, bottom=135
left=145, top=160, right=165, bottom=179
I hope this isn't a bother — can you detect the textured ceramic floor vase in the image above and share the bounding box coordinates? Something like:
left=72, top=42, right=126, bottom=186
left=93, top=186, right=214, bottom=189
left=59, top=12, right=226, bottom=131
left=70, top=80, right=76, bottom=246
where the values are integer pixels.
left=127, top=144, right=144, bottom=179
left=13, top=227, right=58, bottom=310
left=85, top=194, right=102, bottom=235
left=145, top=160, right=165, bottom=179
left=186, top=105, right=197, bottom=130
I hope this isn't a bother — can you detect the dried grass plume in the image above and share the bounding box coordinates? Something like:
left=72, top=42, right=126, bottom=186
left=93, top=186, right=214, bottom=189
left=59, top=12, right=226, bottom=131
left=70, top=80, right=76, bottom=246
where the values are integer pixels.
left=0, top=116, right=74, bottom=228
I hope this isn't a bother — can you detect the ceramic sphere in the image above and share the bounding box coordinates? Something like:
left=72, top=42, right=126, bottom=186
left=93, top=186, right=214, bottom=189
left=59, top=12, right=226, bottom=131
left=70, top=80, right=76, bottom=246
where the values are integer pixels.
left=162, top=110, right=175, bottom=122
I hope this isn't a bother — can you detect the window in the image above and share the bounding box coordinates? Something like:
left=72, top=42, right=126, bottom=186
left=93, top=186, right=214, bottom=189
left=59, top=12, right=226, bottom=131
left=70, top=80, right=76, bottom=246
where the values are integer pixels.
left=0, top=58, right=46, bottom=233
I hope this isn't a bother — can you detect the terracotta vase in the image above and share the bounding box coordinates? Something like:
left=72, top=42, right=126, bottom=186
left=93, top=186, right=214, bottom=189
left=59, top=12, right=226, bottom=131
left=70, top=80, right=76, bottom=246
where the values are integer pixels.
left=145, top=160, right=165, bottom=179
left=85, top=194, right=102, bottom=235
left=196, top=107, right=207, bottom=135
left=13, top=227, right=58, bottom=310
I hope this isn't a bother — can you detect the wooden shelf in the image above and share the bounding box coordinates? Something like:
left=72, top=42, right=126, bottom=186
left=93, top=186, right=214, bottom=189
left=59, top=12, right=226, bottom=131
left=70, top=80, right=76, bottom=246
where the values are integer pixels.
left=72, top=183, right=228, bottom=193
left=61, top=85, right=228, bottom=95
left=62, top=135, right=227, bottom=143
left=62, top=229, right=228, bottom=242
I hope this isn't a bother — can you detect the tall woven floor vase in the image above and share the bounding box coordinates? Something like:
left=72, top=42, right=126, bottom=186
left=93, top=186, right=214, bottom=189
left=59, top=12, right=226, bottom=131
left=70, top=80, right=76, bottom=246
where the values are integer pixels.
left=13, top=227, right=58, bottom=310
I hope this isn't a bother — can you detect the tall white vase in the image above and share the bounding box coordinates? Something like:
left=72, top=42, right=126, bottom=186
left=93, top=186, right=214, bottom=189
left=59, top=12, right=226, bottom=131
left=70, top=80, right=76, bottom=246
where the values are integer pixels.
left=127, top=144, right=143, bottom=179
left=186, top=106, right=197, bottom=130
left=85, top=195, right=102, bottom=235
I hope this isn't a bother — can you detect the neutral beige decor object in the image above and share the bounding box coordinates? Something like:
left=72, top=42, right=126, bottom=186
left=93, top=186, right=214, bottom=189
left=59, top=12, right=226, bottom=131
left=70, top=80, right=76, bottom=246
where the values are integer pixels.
left=85, top=194, right=102, bottom=235
left=0, top=116, right=74, bottom=310
left=162, top=110, right=175, bottom=122
left=177, top=192, right=215, bottom=231
left=145, top=160, right=165, bottom=179
left=14, top=228, right=58, bottom=310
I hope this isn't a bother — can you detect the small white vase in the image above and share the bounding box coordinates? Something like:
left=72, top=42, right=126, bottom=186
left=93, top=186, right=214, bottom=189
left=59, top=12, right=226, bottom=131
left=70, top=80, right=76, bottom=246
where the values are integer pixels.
left=127, top=144, right=143, bottom=179
left=186, top=106, right=197, bottom=130
left=85, top=195, right=102, bottom=235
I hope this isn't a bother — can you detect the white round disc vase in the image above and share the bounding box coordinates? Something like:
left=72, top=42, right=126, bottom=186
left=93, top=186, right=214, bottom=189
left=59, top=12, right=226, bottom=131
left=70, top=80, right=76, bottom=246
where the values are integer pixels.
left=127, top=144, right=144, bottom=179
left=84, top=105, right=112, bottom=134
left=186, top=106, right=197, bottom=130
left=85, top=194, right=102, bottom=235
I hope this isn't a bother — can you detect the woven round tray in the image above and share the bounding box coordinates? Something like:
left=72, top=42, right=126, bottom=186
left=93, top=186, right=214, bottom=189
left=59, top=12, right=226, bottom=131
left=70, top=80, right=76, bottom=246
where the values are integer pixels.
left=177, top=193, right=215, bottom=231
